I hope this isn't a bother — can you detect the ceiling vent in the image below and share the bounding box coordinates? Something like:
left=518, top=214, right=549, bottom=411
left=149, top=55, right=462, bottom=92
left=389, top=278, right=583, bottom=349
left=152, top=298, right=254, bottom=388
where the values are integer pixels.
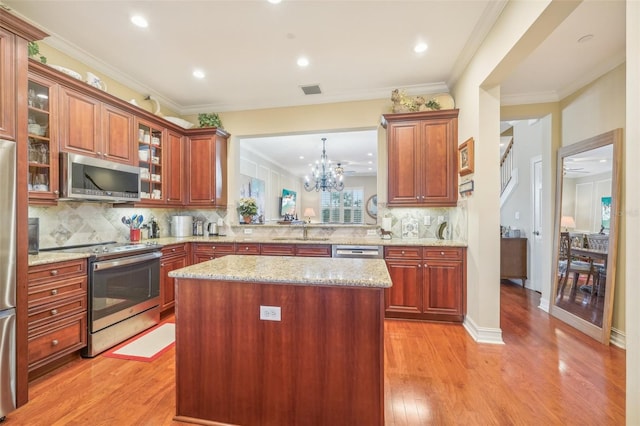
left=300, top=84, right=322, bottom=95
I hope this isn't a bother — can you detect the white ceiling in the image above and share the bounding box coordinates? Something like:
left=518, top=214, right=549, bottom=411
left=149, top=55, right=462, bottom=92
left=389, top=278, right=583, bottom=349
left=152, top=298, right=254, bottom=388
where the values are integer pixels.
left=4, top=0, right=626, bottom=177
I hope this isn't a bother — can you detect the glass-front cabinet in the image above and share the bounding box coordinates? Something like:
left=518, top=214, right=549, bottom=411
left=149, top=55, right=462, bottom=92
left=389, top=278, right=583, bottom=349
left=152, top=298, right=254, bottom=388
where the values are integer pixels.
left=136, top=118, right=163, bottom=204
left=27, top=73, right=58, bottom=204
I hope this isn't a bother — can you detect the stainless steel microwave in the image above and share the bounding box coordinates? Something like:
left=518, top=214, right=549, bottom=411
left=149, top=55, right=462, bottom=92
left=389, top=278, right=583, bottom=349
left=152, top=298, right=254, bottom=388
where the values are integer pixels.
left=60, top=152, right=141, bottom=202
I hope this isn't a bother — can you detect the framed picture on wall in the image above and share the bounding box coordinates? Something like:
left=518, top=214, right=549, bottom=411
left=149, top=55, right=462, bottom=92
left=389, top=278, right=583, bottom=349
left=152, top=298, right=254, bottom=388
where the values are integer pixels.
left=458, top=137, right=474, bottom=176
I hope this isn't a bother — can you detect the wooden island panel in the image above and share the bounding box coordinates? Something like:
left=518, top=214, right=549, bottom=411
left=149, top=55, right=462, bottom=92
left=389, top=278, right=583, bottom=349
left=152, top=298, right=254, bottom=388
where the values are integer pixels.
left=175, top=278, right=384, bottom=426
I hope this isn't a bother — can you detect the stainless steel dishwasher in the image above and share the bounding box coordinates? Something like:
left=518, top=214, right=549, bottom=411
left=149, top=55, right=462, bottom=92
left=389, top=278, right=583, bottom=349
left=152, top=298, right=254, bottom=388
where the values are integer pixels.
left=332, top=245, right=383, bottom=259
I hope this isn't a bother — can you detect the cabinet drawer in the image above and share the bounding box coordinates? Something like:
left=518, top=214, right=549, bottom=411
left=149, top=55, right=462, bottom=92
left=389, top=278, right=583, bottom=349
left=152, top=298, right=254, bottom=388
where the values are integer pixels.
left=28, top=275, right=87, bottom=307
left=261, top=244, right=296, bottom=256
left=235, top=243, right=261, bottom=254
left=28, top=294, right=87, bottom=330
left=384, top=246, right=422, bottom=259
left=193, top=243, right=235, bottom=255
left=28, top=312, right=87, bottom=370
left=162, top=243, right=189, bottom=258
left=423, top=247, right=463, bottom=260
left=28, top=258, right=87, bottom=285
left=296, top=244, right=332, bottom=257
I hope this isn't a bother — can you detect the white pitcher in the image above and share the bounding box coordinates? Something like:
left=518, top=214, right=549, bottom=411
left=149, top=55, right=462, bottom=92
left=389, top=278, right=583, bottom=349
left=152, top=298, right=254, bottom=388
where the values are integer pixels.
left=86, top=72, right=107, bottom=91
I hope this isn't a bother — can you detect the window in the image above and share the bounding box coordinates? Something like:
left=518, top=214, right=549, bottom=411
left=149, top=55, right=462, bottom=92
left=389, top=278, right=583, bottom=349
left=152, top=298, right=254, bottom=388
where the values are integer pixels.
left=320, top=188, right=364, bottom=224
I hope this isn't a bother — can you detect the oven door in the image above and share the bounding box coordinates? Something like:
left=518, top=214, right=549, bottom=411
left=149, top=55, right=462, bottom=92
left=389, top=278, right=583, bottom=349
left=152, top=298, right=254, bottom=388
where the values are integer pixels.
left=89, top=251, right=161, bottom=333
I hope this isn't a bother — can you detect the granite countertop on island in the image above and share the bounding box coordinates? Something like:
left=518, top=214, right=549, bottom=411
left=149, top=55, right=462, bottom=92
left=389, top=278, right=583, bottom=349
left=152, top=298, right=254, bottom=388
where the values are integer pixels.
left=169, top=255, right=392, bottom=288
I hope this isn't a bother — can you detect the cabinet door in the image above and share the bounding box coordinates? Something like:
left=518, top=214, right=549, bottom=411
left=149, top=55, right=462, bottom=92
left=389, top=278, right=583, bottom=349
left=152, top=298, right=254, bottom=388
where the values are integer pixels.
left=187, top=135, right=216, bottom=205
left=384, top=259, right=422, bottom=316
left=166, top=130, right=184, bottom=205
left=420, top=118, right=457, bottom=205
left=28, top=73, right=59, bottom=203
left=387, top=121, right=421, bottom=205
left=422, top=260, right=463, bottom=321
left=160, top=254, right=187, bottom=312
left=101, top=103, right=133, bottom=164
left=59, top=86, right=101, bottom=157
left=0, top=27, right=16, bottom=140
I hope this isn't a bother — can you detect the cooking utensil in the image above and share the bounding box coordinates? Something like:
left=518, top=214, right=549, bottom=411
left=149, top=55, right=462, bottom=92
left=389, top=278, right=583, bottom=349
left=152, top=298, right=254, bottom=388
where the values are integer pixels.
left=137, top=215, right=144, bottom=228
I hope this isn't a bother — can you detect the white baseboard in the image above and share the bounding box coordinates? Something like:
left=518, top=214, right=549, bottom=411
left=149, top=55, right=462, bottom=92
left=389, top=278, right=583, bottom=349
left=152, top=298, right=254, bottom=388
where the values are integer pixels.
left=538, top=297, right=550, bottom=313
left=610, top=327, right=626, bottom=349
left=463, top=316, right=504, bottom=344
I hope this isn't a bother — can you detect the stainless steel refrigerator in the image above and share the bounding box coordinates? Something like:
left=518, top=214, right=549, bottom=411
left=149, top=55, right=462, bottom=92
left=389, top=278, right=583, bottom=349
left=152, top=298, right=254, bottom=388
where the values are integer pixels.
left=0, top=139, right=16, bottom=419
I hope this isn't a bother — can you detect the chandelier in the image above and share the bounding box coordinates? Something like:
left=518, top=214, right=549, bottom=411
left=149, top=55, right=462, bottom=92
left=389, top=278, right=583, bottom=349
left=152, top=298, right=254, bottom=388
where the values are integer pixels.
left=304, top=138, right=344, bottom=192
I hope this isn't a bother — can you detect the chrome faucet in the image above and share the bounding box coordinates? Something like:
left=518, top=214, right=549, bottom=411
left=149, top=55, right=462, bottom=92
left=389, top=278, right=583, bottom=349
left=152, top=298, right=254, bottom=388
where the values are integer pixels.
left=302, top=223, right=309, bottom=240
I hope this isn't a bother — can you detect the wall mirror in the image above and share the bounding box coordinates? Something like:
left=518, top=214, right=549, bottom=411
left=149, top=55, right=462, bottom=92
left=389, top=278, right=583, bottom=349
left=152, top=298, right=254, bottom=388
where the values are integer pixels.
left=550, top=129, right=622, bottom=344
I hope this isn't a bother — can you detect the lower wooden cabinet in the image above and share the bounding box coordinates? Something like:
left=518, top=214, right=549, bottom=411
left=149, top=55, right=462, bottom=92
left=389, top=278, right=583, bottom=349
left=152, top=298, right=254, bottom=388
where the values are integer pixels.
left=160, top=243, right=190, bottom=313
left=27, top=258, right=88, bottom=372
left=384, top=246, right=466, bottom=322
left=192, top=242, right=235, bottom=263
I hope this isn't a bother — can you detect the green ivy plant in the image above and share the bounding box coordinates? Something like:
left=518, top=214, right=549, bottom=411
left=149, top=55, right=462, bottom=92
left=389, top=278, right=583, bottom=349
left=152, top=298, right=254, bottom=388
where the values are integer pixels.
left=28, top=41, right=47, bottom=64
left=198, top=112, right=223, bottom=128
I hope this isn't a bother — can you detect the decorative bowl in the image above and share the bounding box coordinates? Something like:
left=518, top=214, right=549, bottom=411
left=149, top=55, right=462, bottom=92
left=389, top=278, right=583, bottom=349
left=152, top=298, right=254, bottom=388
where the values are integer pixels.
left=49, top=64, right=83, bottom=80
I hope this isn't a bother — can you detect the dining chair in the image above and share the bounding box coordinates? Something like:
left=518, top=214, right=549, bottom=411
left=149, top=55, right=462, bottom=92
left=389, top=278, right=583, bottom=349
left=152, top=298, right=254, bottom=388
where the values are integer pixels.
left=587, top=234, right=609, bottom=296
left=558, top=232, right=594, bottom=296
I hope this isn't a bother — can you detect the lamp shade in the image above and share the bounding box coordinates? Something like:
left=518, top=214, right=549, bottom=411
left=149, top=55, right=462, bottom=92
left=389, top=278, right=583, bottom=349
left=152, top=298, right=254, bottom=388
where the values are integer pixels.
left=303, top=208, right=316, bottom=218
left=560, top=215, right=576, bottom=229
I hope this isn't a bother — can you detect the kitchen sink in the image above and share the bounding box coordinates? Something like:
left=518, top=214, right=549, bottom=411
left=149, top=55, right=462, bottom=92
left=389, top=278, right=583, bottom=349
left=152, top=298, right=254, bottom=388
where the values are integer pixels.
left=271, top=237, right=330, bottom=241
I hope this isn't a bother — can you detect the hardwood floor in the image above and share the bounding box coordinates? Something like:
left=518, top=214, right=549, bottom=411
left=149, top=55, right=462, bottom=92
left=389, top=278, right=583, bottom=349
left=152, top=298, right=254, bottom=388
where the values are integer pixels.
left=9, top=281, right=625, bottom=425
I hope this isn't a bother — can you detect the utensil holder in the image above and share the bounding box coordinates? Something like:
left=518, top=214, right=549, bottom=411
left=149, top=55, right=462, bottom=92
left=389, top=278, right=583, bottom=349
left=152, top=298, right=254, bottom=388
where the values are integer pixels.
left=130, top=228, right=141, bottom=242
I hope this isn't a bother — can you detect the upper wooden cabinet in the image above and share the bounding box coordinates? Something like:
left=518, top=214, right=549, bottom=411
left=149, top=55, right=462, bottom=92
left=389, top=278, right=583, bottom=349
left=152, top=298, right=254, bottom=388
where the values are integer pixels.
left=0, top=27, right=17, bottom=141
left=186, top=128, right=229, bottom=207
left=382, top=109, right=459, bottom=207
left=165, top=130, right=185, bottom=205
left=59, top=86, right=134, bottom=165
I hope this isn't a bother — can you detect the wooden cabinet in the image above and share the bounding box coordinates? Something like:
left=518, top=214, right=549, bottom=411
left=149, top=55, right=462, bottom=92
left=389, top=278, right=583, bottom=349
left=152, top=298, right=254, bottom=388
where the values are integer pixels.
left=27, top=258, right=88, bottom=373
left=165, top=130, right=185, bottom=205
left=27, top=73, right=59, bottom=204
left=235, top=243, right=261, bottom=255
left=186, top=128, right=228, bottom=206
left=500, top=237, right=527, bottom=287
left=295, top=244, right=332, bottom=257
left=382, top=110, right=459, bottom=207
left=260, top=243, right=296, bottom=256
left=160, top=243, right=190, bottom=313
left=384, top=246, right=466, bottom=322
left=59, top=86, right=133, bottom=165
left=192, top=242, right=235, bottom=263
left=0, top=27, right=16, bottom=140
left=136, top=118, right=164, bottom=203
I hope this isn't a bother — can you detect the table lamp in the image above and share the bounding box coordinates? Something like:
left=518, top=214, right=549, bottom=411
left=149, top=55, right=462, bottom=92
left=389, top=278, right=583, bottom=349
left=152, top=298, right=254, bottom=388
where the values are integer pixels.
left=303, top=208, right=316, bottom=224
left=560, top=215, right=576, bottom=232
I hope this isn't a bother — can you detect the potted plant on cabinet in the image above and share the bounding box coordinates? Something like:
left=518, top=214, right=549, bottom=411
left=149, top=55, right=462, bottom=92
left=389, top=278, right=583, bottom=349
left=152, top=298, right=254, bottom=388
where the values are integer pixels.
left=198, top=112, right=223, bottom=128
left=238, top=197, right=258, bottom=224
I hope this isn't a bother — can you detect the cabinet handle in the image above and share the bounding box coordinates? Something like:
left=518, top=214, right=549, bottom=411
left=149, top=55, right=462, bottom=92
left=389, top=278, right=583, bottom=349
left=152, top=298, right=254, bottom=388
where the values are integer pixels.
left=51, top=339, right=59, bottom=346
left=401, top=250, right=405, bottom=255
left=212, top=246, right=216, bottom=250
left=209, top=256, right=214, bottom=260
left=440, top=251, right=445, bottom=256
left=54, top=190, right=59, bottom=195
left=50, top=270, right=58, bottom=276
left=51, top=289, right=58, bottom=295
left=416, top=196, right=419, bottom=200
left=422, top=196, right=425, bottom=199
left=97, top=152, right=102, bottom=157
left=172, top=248, right=176, bottom=252
left=245, top=247, right=249, bottom=251
left=50, top=309, right=58, bottom=315
left=161, top=263, right=165, bottom=267
left=418, top=264, right=421, bottom=268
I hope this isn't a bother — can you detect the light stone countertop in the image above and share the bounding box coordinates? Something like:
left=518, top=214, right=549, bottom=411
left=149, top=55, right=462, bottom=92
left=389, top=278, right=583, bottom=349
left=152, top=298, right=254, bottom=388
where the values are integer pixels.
left=169, top=255, right=392, bottom=288
left=153, top=235, right=466, bottom=247
left=28, top=251, right=91, bottom=267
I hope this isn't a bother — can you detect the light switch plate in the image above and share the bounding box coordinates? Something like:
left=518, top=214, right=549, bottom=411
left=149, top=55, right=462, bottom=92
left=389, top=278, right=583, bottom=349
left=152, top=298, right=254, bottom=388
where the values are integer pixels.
left=260, top=305, right=281, bottom=321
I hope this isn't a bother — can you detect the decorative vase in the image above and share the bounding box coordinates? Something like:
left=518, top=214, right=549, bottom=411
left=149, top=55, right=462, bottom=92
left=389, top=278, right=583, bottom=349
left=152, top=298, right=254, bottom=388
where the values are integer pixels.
left=243, top=215, right=252, bottom=224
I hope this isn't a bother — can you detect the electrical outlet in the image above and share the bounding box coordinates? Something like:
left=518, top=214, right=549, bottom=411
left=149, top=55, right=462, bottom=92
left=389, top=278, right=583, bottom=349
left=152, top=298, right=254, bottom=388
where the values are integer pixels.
left=260, top=305, right=281, bottom=321
left=437, top=216, right=444, bottom=224
left=424, top=216, right=431, bottom=226
left=366, top=229, right=377, bottom=236
left=515, top=211, right=520, bottom=220
left=244, top=228, right=252, bottom=234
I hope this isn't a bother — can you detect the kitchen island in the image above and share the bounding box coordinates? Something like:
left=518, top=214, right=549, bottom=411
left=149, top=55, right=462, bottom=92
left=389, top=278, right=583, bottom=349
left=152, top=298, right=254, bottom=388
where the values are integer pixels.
left=169, top=255, right=391, bottom=426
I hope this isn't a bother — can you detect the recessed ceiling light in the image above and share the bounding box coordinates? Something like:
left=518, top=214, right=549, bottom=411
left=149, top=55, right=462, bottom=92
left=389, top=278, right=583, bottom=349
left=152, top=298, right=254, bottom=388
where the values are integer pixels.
left=268, top=0, right=282, bottom=3
left=414, top=42, right=428, bottom=53
left=297, top=57, right=309, bottom=67
left=193, top=69, right=205, bottom=79
left=131, top=15, right=148, bottom=28
left=299, top=156, right=304, bottom=160
left=578, top=34, right=594, bottom=43
left=367, top=152, right=373, bottom=156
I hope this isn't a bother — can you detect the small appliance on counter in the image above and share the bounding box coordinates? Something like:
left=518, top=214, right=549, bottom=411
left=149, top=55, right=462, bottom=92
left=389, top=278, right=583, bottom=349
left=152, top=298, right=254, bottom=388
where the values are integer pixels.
left=171, top=216, right=193, bottom=237
left=28, top=218, right=39, bottom=254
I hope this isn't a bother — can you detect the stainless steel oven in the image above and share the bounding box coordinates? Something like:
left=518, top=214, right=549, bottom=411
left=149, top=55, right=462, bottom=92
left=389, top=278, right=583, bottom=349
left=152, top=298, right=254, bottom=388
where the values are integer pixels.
left=85, top=250, right=161, bottom=357
left=48, top=241, right=162, bottom=357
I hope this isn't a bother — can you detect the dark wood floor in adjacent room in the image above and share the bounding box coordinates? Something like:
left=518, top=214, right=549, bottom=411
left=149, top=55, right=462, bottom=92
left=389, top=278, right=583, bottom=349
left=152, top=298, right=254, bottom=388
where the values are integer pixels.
left=9, top=281, right=625, bottom=425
